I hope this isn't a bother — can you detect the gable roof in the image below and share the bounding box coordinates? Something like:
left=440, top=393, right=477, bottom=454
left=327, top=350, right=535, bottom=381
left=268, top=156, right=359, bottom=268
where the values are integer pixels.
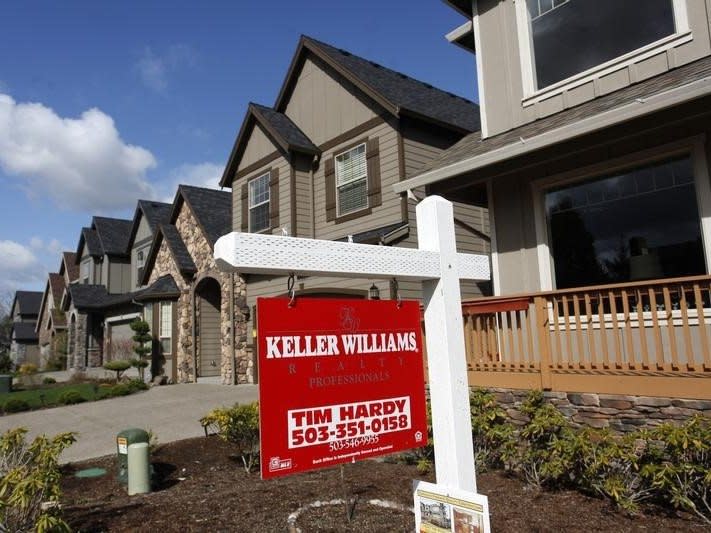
left=135, top=274, right=181, bottom=302
left=61, top=251, right=79, bottom=282
left=173, top=185, right=231, bottom=247
left=92, top=216, right=133, bottom=256
left=219, top=102, right=318, bottom=187
left=11, top=291, right=43, bottom=318
left=400, top=55, right=711, bottom=191
left=77, top=228, right=102, bottom=258
left=127, top=199, right=173, bottom=249
left=12, top=322, right=38, bottom=343
left=275, top=36, right=481, bottom=135
left=65, top=283, right=141, bottom=312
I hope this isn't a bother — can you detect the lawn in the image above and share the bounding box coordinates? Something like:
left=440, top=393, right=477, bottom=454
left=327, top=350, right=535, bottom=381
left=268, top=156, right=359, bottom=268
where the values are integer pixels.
left=0, top=380, right=146, bottom=412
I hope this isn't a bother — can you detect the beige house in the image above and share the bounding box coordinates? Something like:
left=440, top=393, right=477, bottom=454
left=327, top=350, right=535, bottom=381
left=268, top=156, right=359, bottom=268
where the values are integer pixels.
left=62, top=202, right=172, bottom=370
left=219, top=36, right=490, bottom=378
left=141, top=185, right=248, bottom=384
left=35, top=273, right=67, bottom=367
left=393, top=0, right=711, bottom=410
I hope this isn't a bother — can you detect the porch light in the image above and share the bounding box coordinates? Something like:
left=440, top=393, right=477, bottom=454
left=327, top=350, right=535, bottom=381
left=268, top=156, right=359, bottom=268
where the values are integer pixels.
left=369, top=284, right=380, bottom=300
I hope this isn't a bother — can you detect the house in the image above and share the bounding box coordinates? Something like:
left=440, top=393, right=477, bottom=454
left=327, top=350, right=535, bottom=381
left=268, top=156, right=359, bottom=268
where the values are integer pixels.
left=140, top=185, right=247, bottom=384
left=218, top=35, right=491, bottom=378
left=9, top=291, right=43, bottom=366
left=392, top=1, right=711, bottom=409
left=35, top=272, right=68, bottom=367
left=63, top=202, right=172, bottom=370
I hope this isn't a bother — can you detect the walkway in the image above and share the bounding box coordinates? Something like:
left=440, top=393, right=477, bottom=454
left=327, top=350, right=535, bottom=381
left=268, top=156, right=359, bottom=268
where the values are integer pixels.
left=0, top=383, right=258, bottom=463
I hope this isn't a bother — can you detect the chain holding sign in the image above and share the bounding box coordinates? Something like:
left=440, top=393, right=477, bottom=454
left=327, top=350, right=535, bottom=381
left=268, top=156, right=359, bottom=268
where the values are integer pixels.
left=257, top=297, right=428, bottom=479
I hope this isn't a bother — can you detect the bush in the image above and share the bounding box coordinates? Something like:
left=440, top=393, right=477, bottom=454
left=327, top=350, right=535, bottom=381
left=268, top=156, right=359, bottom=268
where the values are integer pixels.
left=3, top=398, right=30, bottom=414
left=0, top=427, right=75, bottom=532
left=504, top=390, right=575, bottom=488
left=103, top=360, right=131, bottom=383
left=470, top=388, right=515, bottom=471
left=42, top=377, right=56, bottom=385
left=200, top=402, right=260, bottom=473
left=126, top=379, right=149, bottom=392
left=641, top=416, right=711, bottom=525
left=107, top=384, right=132, bottom=397
left=0, top=352, right=13, bottom=373
left=57, top=390, right=86, bottom=405
left=18, top=363, right=38, bottom=376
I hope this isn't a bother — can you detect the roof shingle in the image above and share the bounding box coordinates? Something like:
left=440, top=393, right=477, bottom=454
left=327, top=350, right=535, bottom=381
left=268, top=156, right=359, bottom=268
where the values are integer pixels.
left=250, top=103, right=319, bottom=154
left=178, top=185, right=231, bottom=246
left=93, top=217, right=133, bottom=256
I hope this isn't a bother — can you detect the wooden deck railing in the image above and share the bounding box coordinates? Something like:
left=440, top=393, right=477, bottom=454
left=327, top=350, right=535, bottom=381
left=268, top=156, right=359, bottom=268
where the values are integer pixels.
left=460, top=275, right=711, bottom=400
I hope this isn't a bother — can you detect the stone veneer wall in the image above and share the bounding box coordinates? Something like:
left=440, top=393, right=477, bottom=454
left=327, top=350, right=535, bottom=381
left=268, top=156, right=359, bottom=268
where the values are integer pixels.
left=489, top=388, right=711, bottom=432
left=148, top=202, right=249, bottom=384
left=70, top=312, right=87, bottom=370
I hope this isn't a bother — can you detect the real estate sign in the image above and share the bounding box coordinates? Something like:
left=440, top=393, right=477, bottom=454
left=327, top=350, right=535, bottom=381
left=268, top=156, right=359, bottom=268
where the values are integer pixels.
left=257, top=297, right=428, bottom=479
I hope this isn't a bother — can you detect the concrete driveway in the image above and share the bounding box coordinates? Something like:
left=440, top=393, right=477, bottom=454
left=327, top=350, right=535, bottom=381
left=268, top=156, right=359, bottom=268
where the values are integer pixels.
left=0, top=384, right=258, bottom=463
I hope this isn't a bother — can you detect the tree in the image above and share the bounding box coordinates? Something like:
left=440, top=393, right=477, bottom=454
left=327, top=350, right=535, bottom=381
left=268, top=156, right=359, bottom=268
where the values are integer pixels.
left=0, top=291, right=14, bottom=357
left=130, top=319, right=152, bottom=382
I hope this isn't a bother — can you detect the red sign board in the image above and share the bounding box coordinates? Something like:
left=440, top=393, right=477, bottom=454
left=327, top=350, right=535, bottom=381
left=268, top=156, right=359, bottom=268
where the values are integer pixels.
left=257, top=297, right=428, bottom=479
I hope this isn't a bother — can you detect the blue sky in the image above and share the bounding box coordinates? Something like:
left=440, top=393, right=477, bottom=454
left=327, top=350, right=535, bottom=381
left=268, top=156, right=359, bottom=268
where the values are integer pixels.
left=0, top=0, right=476, bottom=296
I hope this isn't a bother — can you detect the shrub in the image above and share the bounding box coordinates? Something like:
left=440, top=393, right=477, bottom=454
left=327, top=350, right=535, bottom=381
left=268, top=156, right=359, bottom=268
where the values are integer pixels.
left=18, top=363, right=38, bottom=376
left=107, top=384, right=132, bottom=397
left=3, top=398, right=30, bottom=414
left=0, top=427, right=75, bottom=532
left=130, top=320, right=152, bottom=382
left=504, top=390, right=575, bottom=488
left=127, top=378, right=149, bottom=392
left=57, top=390, right=86, bottom=405
left=470, top=388, right=515, bottom=471
left=0, top=353, right=13, bottom=374
left=103, top=360, right=131, bottom=383
left=641, top=416, right=711, bottom=525
left=200, top=402, right=260, bottom=473
left=42, top=377, right=56, bottom=385
left=46, top=331, right=68, bottom=371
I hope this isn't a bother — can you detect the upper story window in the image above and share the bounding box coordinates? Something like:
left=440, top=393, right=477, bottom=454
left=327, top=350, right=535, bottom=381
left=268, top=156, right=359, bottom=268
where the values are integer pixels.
left=335, top=143, right=368, bottom=216
left=81, top=261, right=90, bottom=284
left=137, top=250, right=145, bottom=268
left=525, top=0, right=677, bottom=90
left=248, top=172, right=270, bottom=233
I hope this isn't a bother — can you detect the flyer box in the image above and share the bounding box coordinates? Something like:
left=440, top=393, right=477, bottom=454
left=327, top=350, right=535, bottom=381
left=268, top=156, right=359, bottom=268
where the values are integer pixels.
left=414, top=480, right=491, bottom=533
left=257, top=297, right=428, bottom=479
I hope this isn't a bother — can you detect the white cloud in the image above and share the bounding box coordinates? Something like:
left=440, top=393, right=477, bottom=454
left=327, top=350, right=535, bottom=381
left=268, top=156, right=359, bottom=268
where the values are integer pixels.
left=0, top=240, right=46, bottom=293
left=28, top=237, right=65, bottom=256
left=0, top=94, right=156, bottom=212
left=136, top=44, right=197, bottom=92
left=158, top=162, right=224, bottom=202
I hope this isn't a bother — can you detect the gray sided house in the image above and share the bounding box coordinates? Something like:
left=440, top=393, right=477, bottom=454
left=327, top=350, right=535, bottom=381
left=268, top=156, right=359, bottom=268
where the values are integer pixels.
left=219, top=35, right=491, bottom=377
left=63, top=202, right=172, bottom=370
left=9, top=291, right=42, bottom=366
left=140, top=185, right=248, bottom=385
left=393, top=0, right=711, bottom=410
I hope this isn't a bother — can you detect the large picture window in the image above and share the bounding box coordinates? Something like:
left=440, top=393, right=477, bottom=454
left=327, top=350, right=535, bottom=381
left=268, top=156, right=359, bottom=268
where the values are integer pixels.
left=336, top=143, right=368, bottom=216
left=545, top=156, right=705, bottom=289
left=526, top=0, right=676, bottom=89
left=248, top=173, right=270, bottom=233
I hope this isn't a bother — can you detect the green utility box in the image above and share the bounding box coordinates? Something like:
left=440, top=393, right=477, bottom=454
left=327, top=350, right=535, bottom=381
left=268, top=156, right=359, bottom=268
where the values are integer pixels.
left=116, top=428, right=149, bottom=484
left=0, top=375, right=12, bottom=394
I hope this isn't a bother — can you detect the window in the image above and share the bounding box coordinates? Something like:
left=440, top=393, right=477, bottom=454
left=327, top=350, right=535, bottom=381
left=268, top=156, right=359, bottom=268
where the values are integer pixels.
left=144, top=303, right=153, bottom=330
left=137, top=250, right=145, bottom=268
left=159, top=301, right=172, bottom=354
left=248, top=173, right=270, bottom=233
left=544, top=156, right=704, bottom=289
left=336, top=143, right=368, bottom=216
left=524, top=0, right=677, bottom=89
left=81, top=261, right=90, bottom=284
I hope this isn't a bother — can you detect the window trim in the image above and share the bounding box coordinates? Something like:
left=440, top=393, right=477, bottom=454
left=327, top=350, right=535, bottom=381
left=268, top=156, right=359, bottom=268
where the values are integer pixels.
left=335, top=142, right=369, bottom=218
left=248, top=172, right=271, bottom=234
left=531, top=136, right=710, bottom=291
left=515, top=0, right=691, bottom=106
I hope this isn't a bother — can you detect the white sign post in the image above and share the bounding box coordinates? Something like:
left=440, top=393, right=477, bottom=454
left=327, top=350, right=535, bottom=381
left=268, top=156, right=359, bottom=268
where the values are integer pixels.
left=214, top=195, right=489, bottom=496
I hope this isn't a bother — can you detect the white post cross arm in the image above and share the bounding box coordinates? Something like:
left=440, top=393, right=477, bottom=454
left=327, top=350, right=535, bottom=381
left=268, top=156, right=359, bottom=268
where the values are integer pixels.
left=214, top=196, right=489, bottom=494
left=214, top=231, right=489, bottom=282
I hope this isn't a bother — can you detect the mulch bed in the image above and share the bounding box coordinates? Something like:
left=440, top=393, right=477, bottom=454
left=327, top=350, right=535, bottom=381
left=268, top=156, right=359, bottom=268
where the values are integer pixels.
left=61, top=436, right=707, bottom=532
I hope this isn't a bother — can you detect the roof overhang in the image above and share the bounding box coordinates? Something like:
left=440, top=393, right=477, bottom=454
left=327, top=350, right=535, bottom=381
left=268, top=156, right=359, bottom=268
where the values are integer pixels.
left=446, top=20, right=475, bottom=54
left=442, top=0, right=473, bottom=18
left=393, top=75, right=711, bottom=194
